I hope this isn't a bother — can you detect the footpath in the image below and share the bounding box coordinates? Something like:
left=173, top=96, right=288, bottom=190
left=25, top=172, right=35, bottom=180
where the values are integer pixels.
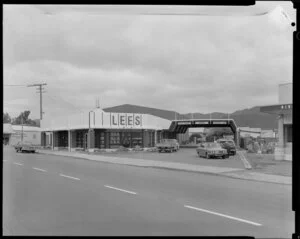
left=36, top=149, right=291, bottom=185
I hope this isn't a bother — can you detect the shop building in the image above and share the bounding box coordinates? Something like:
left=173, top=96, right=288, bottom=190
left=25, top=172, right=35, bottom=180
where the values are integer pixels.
left=260, top=83, right=292, bottom=161
left=41, top=108, right=174, bottom=151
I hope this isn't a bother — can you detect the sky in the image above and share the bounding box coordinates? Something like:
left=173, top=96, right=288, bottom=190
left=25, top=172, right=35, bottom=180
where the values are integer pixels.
left=3, top=3, right=295, bottom=120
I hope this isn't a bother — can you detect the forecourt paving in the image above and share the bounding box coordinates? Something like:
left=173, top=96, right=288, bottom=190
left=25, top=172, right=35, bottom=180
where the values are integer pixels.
left=3, top=147, right=294, bottom=237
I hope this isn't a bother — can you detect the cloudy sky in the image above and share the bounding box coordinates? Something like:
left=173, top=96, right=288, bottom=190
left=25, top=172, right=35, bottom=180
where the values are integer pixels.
left=4, top=3, right=295, bottom=119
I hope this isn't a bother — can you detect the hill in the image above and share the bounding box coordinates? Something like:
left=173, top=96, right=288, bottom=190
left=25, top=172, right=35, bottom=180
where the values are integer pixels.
left=103, top=104, right=277, bottom=129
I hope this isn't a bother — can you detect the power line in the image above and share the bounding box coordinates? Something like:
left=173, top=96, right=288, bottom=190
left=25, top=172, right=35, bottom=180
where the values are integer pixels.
left=4, top=84, right=28, bottom=87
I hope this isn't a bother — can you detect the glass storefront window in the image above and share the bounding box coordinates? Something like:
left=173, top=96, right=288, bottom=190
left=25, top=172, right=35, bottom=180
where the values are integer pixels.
left=131, top=131, right=142, bottom=147
left=110, top=132, right=120, bottom=146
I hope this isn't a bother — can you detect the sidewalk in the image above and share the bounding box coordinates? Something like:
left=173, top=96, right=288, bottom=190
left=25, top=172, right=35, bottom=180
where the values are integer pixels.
left=36, top=149, right=291, bottom=185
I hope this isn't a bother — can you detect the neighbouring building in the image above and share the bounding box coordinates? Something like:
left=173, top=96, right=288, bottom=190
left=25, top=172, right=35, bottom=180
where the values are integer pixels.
left=40, top=108, right=178, bottom=151
left=3, top=124, right=42, bottom=146
left=260, top=83, right=292, bottom=161
left=3, top=123, right=14, bottom=145
left=239, top=127, right=276, bottom=138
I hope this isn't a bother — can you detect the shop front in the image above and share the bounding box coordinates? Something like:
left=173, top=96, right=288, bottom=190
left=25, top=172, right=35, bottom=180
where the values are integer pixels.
left=260, top=83, right=292, bottom=161
left=41, top=108, right=172, bottom=151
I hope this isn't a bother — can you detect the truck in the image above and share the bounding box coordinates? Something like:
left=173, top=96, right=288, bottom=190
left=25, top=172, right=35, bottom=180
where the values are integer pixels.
left=155, top=139, right=179, bottom=153
left=14, top=142, right=37, bottom=153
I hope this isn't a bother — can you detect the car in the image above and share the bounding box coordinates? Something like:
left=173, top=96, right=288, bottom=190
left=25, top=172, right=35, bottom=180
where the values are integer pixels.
left=14, top=142, right=36, bottom=153
left=196, top=142, right=228, bottom=159
left=216, top=139, right=237, bottom=156
left=167, top=139, right=180, bottom=151
left=156, top=139, right=179, bottom=153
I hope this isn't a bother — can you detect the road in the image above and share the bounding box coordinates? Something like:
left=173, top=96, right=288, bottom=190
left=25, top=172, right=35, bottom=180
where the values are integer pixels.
left=3, top=147, right=294, bottom=237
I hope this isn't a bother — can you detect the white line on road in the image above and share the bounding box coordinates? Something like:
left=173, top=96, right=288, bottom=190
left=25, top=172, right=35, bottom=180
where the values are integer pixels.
left=104, top=185, right=137, bottom=195
left=59, top=174, right=80, bottom=181
left=184, top=205, right=262, bottom=226
left=33, top=167, right=47, bottom=172
left=13, top=162, right=23, bottom=166
left=3, top=160, right=7, bottom=162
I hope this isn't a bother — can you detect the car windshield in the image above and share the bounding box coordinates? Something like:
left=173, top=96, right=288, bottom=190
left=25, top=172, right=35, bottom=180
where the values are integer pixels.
left=225, top=141, right=235, bottom=146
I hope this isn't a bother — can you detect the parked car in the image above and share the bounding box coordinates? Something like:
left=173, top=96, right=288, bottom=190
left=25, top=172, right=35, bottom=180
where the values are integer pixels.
left=14, top=142, right=36, bottom=153
left=196, top=142, right=228, bottom=159
left=156, top=139, right=179, bottom=153
left=216, top=139, right=237, bottom=156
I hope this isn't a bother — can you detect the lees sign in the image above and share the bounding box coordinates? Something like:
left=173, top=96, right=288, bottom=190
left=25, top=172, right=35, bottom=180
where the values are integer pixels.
left=110, top=113, right=142, bottom=127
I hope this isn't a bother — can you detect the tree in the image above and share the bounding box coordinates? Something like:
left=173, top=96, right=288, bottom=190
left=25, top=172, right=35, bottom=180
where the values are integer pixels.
left=12, top=110, right=37, bottom=126
left=3, top=112, right=11, bottom=123
left=189, top=133, right=202, bottom=143
left=206, top=127, right=233, bottom=142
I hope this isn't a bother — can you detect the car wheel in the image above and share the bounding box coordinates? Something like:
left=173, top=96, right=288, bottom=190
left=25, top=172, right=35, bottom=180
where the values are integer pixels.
left=222, top=155, right=226, bottom=159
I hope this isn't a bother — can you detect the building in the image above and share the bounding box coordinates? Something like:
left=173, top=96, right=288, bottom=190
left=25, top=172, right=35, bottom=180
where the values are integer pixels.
left=3, top=123, right=14, bottom=145
left=40, top=108, right=177, bottom=151
left=3, top=124, right=42, bottom=146
left=260, top=83, right=292, bottom=161
left=239, top=127, right=276, bottom=138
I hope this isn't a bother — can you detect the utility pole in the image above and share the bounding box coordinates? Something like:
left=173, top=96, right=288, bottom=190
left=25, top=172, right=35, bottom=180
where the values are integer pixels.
left=27, top=83, right=47, bottom=120
left=21, top=114, right=23, bottom=144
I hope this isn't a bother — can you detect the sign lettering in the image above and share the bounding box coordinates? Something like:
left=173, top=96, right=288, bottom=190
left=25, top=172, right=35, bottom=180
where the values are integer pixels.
left=177, top=122, right=192, bottom=125
left=195, top=121, right=209, bottom=124
left=128, top=116, right=133, bottom=126
left=135, top=115, right=141, bottom=126
left=112, top=115, right=118, bottom=125
left=110, top=113, right=142, bottom=127
left=212, top=121, right=227, bottom=124
left=120, top=116, right=125, bottom=126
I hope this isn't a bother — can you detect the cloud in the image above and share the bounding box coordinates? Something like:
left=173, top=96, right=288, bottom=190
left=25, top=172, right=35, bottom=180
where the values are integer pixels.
left=3, top=4, right=294, bottom=118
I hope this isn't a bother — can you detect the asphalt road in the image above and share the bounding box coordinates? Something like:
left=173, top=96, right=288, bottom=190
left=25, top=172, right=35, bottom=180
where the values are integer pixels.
left=3, top=147, right=294, bottom=237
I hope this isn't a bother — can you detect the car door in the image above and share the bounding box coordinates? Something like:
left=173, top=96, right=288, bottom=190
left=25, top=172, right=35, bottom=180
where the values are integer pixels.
left=199, top=144, right=205, bottom=156
left=202, top=144, right=208, bottom=156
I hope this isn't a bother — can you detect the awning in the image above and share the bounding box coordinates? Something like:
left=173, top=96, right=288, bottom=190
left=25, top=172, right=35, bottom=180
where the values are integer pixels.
left=260, top=103, right=292, bottom=114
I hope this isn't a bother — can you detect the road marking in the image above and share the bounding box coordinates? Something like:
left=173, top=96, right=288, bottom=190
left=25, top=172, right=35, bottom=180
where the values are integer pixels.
left=3, top=160, right=7, bottom=162
left=59, top=174, right=80, bottom=181
left=184, top=205, right=262, bottom=226
left=237, top=151, right=252, bottom=169
left=13, top=162, right=23, bottom=166
left=104, top=185, right=137, bottom=195
left=33, top=167, right=47, bottom=172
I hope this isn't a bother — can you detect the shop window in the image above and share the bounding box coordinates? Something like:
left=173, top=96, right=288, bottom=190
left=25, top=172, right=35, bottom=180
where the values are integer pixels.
left=110, top=132, right=120, bottom=146
left=76, top=131, right=85, bottom=148
left=131, top=131, right=142, bottom=147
